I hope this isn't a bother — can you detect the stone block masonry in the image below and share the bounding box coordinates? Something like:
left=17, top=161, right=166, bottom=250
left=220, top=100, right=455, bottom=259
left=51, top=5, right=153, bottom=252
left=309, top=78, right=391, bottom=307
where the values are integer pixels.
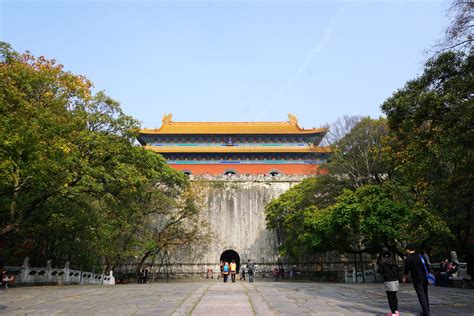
left=155, top=174, right=302, bottom=277
left=148, top=174, right=377, bottom=280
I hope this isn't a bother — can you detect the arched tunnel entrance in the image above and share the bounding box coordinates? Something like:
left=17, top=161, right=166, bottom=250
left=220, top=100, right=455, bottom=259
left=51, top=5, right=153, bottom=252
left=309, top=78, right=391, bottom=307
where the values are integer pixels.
left=220, top=249, right=240, bottom=272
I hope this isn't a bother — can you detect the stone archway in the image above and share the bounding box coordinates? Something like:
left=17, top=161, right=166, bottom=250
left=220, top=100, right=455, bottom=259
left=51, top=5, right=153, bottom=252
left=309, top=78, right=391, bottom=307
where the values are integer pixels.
left=220, top=249, right=240, bottom=272
left=182, top=169, right=192, bottom=176
left=224, top=169, right=238, bottom=176
left=269, top=169, right=281, bottom=176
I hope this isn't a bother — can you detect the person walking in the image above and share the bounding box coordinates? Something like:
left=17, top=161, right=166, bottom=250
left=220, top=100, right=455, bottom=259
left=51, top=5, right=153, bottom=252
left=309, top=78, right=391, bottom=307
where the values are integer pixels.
left=240, top=266, right=246, bottom=281
left=230, top=260, right=237, bottom=283
left=403, top=244, right=430, bottom=316
left=247, top=259, right=254, bottom=283
left=377, top=248, right=400, bottom=316
left=218, top=261, right=223, bottom=280
left=223, top=262, right=229, bottom=282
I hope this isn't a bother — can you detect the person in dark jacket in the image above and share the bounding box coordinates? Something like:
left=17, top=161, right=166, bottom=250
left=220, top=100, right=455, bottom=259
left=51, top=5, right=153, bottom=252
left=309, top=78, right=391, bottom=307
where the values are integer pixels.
left=403, top=244, right=430, bottom=316
left=247, top=259, right=255, bottom=283
left=377, top=248, right=400, bottom=316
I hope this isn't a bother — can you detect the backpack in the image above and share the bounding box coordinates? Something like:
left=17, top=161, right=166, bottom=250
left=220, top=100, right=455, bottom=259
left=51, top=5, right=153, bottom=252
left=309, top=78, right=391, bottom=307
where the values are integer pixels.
left=247, top=262, right=254, bottom=273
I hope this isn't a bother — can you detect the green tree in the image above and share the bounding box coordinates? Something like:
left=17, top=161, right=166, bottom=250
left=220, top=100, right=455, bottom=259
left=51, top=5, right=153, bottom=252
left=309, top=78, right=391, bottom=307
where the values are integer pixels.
left=134, top=181, right=212, bottom=274
left=0, top=43, right=93, bottom=240
left=265, top=176, right=347, bottom=259
left=266, top=117, right=393, bottom=259
left=381, top=51, right=473, bottom=252
left=0, top=42, right=205, bottom=271
left=325, top=183, right=449, bottom=256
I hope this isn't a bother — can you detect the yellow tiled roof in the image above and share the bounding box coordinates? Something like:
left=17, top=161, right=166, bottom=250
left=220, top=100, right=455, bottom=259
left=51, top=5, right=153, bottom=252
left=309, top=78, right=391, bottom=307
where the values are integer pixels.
left=144, top=145, right=331, bottom=154
left=139, top=113, right=327, bottom=135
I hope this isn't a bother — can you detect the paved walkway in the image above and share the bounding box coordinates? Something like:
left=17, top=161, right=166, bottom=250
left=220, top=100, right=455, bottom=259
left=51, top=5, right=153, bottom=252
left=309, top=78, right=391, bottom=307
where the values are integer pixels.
left=0, top=280, right=472, bottom=315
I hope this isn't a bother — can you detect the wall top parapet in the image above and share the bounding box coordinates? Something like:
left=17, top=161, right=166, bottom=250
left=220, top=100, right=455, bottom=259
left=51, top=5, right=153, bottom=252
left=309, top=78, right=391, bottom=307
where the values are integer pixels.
left=189, top=173, right=310, bottom=182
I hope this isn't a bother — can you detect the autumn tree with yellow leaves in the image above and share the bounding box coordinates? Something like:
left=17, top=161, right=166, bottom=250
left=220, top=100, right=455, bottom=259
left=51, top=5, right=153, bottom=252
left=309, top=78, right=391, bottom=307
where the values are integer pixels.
left=0, top=42, right=209, bottom=271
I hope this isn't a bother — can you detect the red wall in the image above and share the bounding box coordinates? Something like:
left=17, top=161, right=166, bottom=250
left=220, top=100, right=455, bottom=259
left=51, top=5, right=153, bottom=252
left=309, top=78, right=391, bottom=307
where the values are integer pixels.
left=169, top=164, right=325, bottom=175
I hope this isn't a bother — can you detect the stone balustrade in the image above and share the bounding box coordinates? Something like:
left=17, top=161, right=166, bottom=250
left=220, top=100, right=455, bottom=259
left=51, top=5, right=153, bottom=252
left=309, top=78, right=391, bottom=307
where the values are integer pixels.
left=344, top=268, right=379, bottom=283
left=2, top=257, right=115, bottom=287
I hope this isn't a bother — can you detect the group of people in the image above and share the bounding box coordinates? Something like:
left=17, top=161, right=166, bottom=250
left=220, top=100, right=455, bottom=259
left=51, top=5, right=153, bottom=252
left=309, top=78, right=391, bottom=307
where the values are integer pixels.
left=272, top=267, right=285, bottom=281
left=377, top=245, right=472, bottom=316
left=377, top=244, right=430, bottom=316
left=220, top=260, right=237, bottom=282
left=433, top=250, right=460, bottom=286
left=219, top=259, right=254, bottom=283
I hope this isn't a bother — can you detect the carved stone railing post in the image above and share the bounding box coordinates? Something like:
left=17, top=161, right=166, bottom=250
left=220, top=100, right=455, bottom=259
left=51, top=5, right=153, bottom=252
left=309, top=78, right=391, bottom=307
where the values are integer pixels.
left=64, top=261, right=70, bottom=284
left=92, top=265, right=96, bottom=284
left=21, top=257, right=30, bottom=283
left=109, top=270, right=115, bottom=285
left=5, top=261, right=112, bottom=286
left=46, top=260, right=52, bottom=283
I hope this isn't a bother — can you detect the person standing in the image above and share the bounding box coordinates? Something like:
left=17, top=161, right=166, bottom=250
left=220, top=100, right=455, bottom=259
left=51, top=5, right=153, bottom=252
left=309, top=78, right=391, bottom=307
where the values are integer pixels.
left=247, top=259, right=254, bottom=283
left=143, top=268, right=148, bottom=284
left=377, top=248, right=400, bottom=316
left=403, top=244, right=430, bottom=316
left=137, top=269, right=143, bottom=284
left=0, top=256, right=6, bottom=310
left=423, top=247, right=432, bottom=266
left=230, top=260, right=237, bottom=283
left=218, top=261, right=224, bottom=280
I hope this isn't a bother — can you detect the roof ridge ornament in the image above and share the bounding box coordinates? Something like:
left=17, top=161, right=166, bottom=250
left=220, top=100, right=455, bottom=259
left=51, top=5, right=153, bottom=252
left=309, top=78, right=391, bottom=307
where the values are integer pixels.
left=288, top=113, right=298, bottom=125
left=162, top=113, right=173, bottom=125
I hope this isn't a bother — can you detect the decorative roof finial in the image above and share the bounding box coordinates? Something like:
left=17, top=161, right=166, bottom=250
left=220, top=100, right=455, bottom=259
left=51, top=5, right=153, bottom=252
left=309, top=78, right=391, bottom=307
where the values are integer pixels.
left=288, top=113, right=298, bottom=125
left=162, top=113, right=173, bottom=124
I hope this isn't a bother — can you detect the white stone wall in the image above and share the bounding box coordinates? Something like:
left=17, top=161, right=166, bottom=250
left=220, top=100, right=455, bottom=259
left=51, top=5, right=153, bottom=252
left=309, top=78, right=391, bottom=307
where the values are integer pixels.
left=163, top=175, right=303, bottom=275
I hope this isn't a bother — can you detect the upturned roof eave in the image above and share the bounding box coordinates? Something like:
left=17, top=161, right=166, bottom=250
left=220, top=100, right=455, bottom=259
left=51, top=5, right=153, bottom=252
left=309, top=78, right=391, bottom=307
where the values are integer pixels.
left=138, top=113, right=328, bottom=135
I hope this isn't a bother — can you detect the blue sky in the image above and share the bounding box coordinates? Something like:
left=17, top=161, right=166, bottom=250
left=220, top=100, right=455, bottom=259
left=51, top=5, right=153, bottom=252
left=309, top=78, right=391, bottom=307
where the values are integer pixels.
left=1, top=0, right=449, bottom=129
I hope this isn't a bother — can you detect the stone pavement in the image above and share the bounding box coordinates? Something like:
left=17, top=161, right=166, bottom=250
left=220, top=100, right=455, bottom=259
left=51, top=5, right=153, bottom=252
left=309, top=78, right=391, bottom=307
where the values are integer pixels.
left=0, top=280, right=472, bottom=315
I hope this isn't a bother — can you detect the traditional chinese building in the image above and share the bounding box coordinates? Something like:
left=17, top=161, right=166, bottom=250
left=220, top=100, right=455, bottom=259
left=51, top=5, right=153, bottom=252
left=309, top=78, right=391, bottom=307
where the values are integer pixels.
left=135, top=114, right=337, bottom=278
left=137, top=113, right=329, bottom=176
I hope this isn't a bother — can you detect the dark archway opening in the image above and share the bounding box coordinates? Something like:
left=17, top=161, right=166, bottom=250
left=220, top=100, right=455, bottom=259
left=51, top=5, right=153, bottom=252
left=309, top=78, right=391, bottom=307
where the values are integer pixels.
left=183, top=170, right=192, bottom=176
left=269, top=170, right=280, bottom=176
left=224, top=170, right=237, bottom=176
left=220, top=249, right=240, bottom=272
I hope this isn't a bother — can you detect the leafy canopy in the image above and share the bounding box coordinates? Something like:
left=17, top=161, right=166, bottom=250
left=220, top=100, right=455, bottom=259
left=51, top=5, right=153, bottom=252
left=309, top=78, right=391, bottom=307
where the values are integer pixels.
left=0, top=42, right=206, bottom=270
